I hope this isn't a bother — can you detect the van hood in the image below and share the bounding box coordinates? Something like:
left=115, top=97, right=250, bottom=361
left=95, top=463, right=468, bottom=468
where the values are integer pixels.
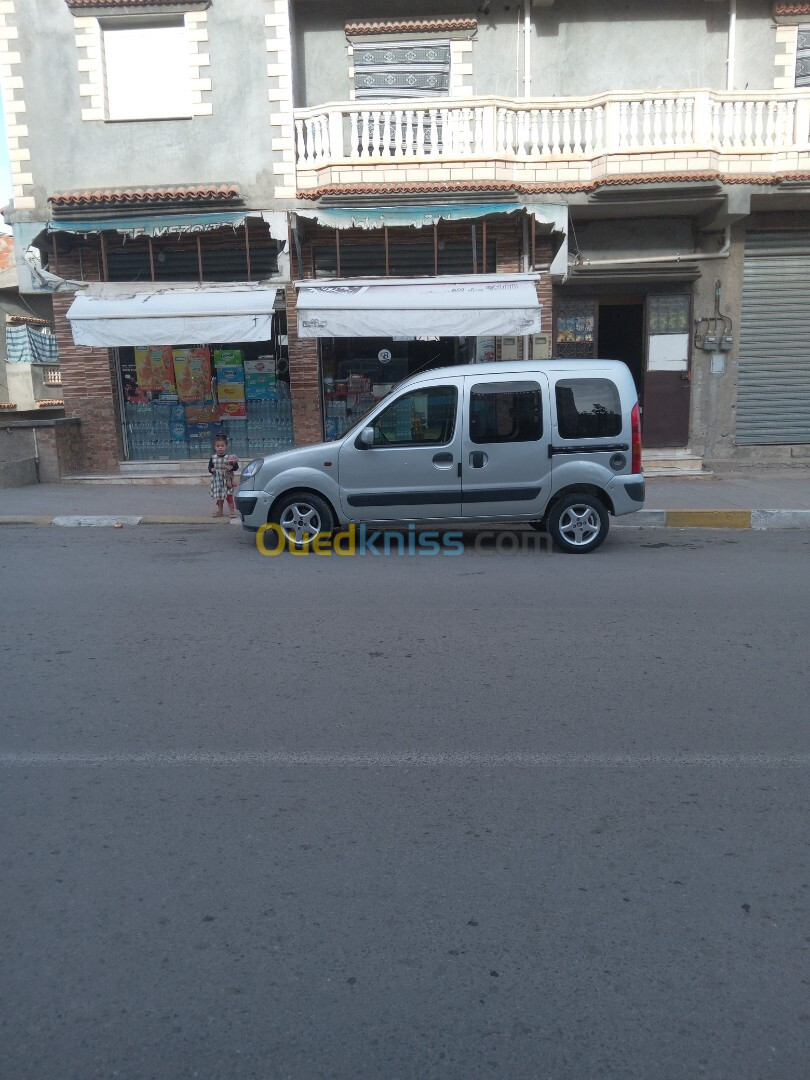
left=253, top=440, right=337, bottom=486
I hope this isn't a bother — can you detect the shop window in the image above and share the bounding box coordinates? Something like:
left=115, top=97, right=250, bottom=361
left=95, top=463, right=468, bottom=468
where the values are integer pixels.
left=102, top=225, right=280, bottom=283
left=469, top=382, right=542, bottom=444
left=103, top=19, right=192, bottom=120
left=796, top=26, right=810, bottom=86
left=555, top=379, right=621, bottom=440
left=372, top=385, right=457, bottom=446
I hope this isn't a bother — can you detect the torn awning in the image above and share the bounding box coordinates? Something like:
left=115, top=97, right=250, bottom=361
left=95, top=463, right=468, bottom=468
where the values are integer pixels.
left=66, top=282, right=280, bottom=348
left=295, top=273, right=541, bottom=339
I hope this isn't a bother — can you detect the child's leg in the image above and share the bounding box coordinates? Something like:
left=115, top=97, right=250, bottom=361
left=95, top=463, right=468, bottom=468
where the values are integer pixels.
left=226, top=493, right=236, bottom=517
left=213, top=499, right=224, bottom=517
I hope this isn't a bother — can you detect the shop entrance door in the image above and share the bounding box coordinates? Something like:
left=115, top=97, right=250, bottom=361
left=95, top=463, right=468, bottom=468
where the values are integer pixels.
left=643, top=294, right=692, bottom=448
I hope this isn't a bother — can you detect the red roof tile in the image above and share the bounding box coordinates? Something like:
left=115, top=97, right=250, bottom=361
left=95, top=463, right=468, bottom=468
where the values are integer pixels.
left=49, top=184, right=240, bottom=207
left=297, top=173, right=810, bottom=200
left=345, top=18, right=477, bottom=36
left=774, top=4, right=810, bottom=14
left=37, top=400, right=65, bottom=408
left=0, top=402, right=17, bottom=411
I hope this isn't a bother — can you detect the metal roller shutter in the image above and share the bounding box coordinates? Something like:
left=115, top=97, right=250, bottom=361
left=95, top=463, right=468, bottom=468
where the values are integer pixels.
left=737, top=231, right=810, bottom=444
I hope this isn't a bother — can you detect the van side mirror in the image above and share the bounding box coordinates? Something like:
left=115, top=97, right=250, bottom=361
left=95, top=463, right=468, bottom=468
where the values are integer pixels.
left=359, top=426, right=374, bottom=448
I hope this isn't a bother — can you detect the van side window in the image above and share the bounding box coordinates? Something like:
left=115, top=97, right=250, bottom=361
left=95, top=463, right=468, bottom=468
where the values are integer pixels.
left=555, top=379, right=622, bottom=439
left=372, top=385, right=457, bottom=446
left=469, top=382, right=542, bottom=444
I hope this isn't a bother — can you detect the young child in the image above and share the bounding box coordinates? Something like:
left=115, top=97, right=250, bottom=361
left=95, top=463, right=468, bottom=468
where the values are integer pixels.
left=208, top=433, right=239, bottom=518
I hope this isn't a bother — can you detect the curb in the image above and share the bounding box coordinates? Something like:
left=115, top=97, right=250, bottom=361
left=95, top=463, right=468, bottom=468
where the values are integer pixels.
left=0, top=511, right=809, bottom=529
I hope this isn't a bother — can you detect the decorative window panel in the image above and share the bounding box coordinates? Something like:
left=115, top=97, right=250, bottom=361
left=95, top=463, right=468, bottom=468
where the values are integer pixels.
left=353, top=42, right=451, bottom=99
left=647, top=295, right=690, bottom=334
left=555, top=300, right=596, bottom=360
left=796, top=26, right=810, bottom=86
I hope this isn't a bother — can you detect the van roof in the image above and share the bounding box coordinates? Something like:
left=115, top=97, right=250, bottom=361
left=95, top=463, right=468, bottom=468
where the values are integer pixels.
left=403, top=359, right=633, bottom=383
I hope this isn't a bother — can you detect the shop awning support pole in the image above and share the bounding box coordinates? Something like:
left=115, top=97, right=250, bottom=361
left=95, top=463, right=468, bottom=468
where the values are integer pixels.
left=196, top=235, right=204, bottom=282
left=531, top=213, right=536, bottom=270
left=384, top=226, right=390, bottom=276
left=472, top=223, right=478, bottom=273
left=51, top=232, right=59, bottom=277
left=148, top=237, right=155, bottom=282
left=244, top=224, right=252, bottom=281
left=482, top=221, right=487, bottom=273
left=433, top=224, right=438, bottom=275
left=99, top=232, right=108, bottom=282
left=335, top=228, right=341, bottom=277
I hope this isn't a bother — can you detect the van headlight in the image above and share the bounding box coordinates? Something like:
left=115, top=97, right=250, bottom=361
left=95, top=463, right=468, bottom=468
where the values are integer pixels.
left=240, top=459, right=262, bottom=481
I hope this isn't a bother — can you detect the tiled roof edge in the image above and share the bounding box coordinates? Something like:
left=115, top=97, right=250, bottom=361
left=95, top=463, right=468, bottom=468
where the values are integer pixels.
left=345, top=17, right=478, bottom=36
left=297, top=173, right=810, bottom=200
left=49, top=184, right=240, bottom=207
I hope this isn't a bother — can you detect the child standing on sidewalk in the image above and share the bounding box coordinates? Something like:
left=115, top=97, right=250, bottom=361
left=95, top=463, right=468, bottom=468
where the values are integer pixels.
left=208, top=433, right=239, bottom=518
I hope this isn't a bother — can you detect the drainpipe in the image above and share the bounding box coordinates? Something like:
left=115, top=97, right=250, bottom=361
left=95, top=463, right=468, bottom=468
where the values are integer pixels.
left=524, top=1, right=531, bottom=98
left=727, top=0, right=737, bottom=92
left=575, top=225, right=731, bottom=268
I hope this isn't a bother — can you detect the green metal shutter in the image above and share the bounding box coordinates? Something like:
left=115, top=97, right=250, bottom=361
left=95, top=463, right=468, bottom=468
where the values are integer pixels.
left=737, top=231, right=810, bottom=444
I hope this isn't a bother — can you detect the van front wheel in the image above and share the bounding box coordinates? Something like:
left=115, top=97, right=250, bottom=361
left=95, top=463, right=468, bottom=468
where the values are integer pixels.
left=547, top=493, right=609, bottom=554
left=271, top=491, right=334, bottom=549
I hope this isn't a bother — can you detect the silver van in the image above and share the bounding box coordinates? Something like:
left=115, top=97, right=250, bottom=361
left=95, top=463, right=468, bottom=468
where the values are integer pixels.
left=235, top=360, right=644, bottom=554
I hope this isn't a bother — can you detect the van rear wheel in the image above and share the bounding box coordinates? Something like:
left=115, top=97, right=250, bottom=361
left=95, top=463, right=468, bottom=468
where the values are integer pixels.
left=547, top=493, right=609, bottom=554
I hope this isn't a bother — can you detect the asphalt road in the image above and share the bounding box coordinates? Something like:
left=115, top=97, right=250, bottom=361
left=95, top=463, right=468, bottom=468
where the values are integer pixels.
left=1, top=524, right=809, bottom=1080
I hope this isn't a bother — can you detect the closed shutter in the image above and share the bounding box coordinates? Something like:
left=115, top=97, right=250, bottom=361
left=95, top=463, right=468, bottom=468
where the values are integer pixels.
left=736, top=231, right=810, bottom=444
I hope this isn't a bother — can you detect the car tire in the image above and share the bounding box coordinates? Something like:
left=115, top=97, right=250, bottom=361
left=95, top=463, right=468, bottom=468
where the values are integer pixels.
left=546, top=493, right=609, bottom=554
left=270, top=491, right=334, bottom=550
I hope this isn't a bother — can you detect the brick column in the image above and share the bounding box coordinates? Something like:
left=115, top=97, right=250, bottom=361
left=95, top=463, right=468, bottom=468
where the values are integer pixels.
left=52, top=293, right=122, bottom=473
left=285, top=283, right=323, bottom=446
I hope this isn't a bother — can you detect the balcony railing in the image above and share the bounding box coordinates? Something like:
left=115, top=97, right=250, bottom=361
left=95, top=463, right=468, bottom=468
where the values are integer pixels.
left=293, top=90, right=810, bottom=187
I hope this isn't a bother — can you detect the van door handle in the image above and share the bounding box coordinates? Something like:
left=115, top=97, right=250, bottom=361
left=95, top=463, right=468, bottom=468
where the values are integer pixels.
left=432, top=452, right=454, bottom=469
left=469, top=451, right=487, bottom=468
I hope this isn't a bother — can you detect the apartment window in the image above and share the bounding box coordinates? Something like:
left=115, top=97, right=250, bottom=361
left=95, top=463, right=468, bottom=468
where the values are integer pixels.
left=796, top=27, right=810, bottom=86
left=103, top=19, right=192, bottom=120
left=353, top=42, right=451, bottom=100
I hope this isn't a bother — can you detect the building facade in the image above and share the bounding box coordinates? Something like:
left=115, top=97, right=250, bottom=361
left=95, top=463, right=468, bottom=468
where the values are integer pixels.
left=3, top=0, right=810, bottom=474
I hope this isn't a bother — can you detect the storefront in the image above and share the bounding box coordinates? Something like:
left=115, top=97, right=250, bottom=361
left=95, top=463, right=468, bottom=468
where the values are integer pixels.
left=66, top=282, right=292, bottom=461
left=296, top=273, right=546, bottom=440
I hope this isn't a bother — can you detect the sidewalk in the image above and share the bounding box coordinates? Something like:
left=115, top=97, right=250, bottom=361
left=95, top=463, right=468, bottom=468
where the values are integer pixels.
left=0, top=469, right=808, bottom=527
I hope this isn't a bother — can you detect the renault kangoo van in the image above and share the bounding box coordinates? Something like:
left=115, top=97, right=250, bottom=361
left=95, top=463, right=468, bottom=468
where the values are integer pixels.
left=235, top=360, right=644, bottom=554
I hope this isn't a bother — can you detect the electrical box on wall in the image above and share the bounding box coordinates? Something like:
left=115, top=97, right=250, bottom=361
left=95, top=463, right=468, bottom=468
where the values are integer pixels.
left=531, top=333, right=551, bottom=359
left=500, top=336, right=520, bottom=361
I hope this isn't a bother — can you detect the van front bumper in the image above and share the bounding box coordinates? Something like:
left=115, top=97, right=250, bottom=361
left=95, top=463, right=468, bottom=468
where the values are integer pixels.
left=606, top=475, right=645, bottom=517
left=235, top=490, right=274, bottom=531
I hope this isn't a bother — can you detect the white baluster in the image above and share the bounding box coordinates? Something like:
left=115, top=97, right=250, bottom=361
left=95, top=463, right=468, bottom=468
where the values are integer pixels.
left=560, top=109, right=572, bottom=154
left=430, top=109, right=439, bottom=156
left=664, top=98, right=675, bottom=146
left=465, top=107, right=474, bottom=155
left=497, top=108, right=506, bottom=153
left=572, top=109, right=583, bottom=153
left=551, top=110, right=561, bottom=155
left=593, top=105, right=605, bottom=151
left=475, top=108, right=485, bottom=155
left=540, top=109, right=551, bottom=155
left=652, top=99, right=663, bottom=146
left=358, top=111, right=369, bottom=158
left=768, top=99, right=781, bottom=147
left=393, top=109, right=404, bottom=158
left=295, top=118, right=306, bottom=163
left=732, top=101, right=743, bottom=147
left=505, top=109, right=515, bottom=154
left=581, top=108, right=593, bottom=154
left=629, top=101, right=640, bottom=148
left=785, top=99, right=796, bottom=148
left=753, top=100, right=765, bottom=148
left=642, top=99, right=653, bottom=145
left=515, top=110, right=526, bottom=155
left=413, top=110, right=423, bottom=157
left=442, top=109, right=452, bottom=156
left=682, top=98, right=694, bottom=145
left=350, top=112, right=360, bottom=160
left=530, top=110, right=540, bottom=156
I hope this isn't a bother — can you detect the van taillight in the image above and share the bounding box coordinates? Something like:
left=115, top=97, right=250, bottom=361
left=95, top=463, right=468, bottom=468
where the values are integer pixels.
left=631, top=402, right=642, bottom=474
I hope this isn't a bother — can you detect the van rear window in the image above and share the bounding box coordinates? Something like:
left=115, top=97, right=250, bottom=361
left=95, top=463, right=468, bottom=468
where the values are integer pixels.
left=555, top=379, right=622, bottom=439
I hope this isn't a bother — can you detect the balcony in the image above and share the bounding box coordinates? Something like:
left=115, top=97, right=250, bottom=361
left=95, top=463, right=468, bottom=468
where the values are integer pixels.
left=293, top=90, right=810, bottom=193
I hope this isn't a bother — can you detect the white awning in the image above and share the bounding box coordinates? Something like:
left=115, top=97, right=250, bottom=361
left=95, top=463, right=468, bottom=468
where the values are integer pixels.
left=295, top=273, right=542, bottom=339
left=66, top=282, right=281, bottom=347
